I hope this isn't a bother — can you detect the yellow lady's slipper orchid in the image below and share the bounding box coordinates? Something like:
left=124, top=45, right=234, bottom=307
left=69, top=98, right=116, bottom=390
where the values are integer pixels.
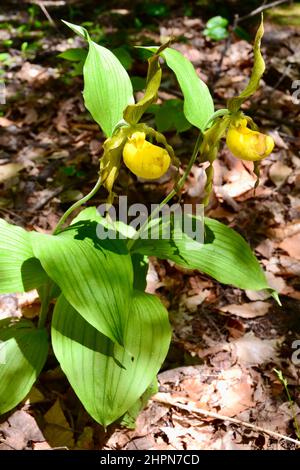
left=226, top=118, right=274, bottom=161
left=123, top=131, right=171, bottom=179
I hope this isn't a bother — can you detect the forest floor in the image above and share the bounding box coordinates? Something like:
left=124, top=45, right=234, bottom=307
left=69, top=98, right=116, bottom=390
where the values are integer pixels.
left=0, top=1, right=300, bottom=450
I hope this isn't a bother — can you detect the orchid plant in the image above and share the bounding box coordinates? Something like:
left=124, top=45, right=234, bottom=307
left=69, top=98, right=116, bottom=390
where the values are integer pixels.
left=0, top=16, right=277, bottom=428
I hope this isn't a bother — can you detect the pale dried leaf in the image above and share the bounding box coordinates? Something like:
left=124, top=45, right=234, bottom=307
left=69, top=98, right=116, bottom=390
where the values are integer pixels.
left=231, top=333, right=278, bottom=366
left=0, top=163, right=23, bottom=183
left=279, top=233, right=300, bottom=261
left=220, top=301, right=271, bottom=318
left=269, top=161, right=292, bottom=186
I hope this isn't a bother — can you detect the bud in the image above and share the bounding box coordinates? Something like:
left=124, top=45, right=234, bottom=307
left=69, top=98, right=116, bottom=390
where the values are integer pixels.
left=226, top=118, right=274, bottom=161
left=123, top=131, right=171, bottom=179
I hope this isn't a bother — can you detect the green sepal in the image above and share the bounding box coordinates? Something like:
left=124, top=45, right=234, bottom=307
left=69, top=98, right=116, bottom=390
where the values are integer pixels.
left=124, top=42, right=171, bottom=125
left=199, top=116, right=230, bottom=205
left=100, top=126, right=131, bottom=205
left=228, top=16, right=265, bottom=113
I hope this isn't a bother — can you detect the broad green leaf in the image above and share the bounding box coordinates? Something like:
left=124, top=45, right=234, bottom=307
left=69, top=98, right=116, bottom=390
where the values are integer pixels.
left=206, top=16, right=229, bottom=29
left=123, top=43, right=170, bottom=125
left=132, top=216, right=271, bottom=292
left=203, top=16, right=229, bottom=41
left=70, top=206, right=136, bottom=239
left=204, top=26, right=229, bottom=41
left=112, top=47, right=133, bottom=70
left=70, top=206, right=102, bottom=225
left=145, top=47, right=214, bottom=131
left=63, top=20, right=134, bottom=137
left=70, top=208, right=148, bottom=291
left=131, top=76, right=146, bottom=92
left=83, top=40, right=134, bottom=136
left=52, top=292, right=171, bottom=427
left=0, top=218, right=48, bottom=293
left=31, top=221, right=133, bottom=345
left=131, top=253, right=148, bottom=291
left=228, top=17, right=265, bottom=113
left=120, top=379, right=158, bottom=429
left=150, top=100, right=192, bottom=133
left=0, top=318, right=48, bottom=415
left=58, top=47, right=87, bottom=62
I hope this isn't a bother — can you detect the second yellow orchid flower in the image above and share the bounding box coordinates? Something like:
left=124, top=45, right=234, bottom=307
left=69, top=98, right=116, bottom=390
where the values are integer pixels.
left=226, top=118, right=274, bottom=162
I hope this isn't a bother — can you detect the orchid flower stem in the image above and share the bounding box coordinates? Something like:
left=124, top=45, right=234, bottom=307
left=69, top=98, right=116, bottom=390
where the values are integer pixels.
left=127, top=132, right=203, bottom=251
left=53, top=176, right=102, bottom=235
left=37, top=282, right=53, bottom=329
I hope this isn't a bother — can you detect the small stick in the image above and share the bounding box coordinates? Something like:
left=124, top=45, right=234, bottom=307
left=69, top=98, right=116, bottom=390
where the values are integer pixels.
left=153, top=392, right=300, bottom=447
left=238, top=0, right=290, bottom=22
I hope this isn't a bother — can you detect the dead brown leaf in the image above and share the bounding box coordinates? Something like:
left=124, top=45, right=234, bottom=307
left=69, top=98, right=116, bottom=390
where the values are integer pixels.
left=43, top=399, right=74, bottom=449
left=0, top=163, right=23, bottom=183
left=279, top=233, right=300, bottom=260
left=231, top=333, right=279, bottom=366
left=220, top=301, right=271, bottom=319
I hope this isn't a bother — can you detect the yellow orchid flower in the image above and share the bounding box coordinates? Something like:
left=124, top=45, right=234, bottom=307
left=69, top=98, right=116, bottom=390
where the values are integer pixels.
left=226, top=118, right=274, bottom=162
left=123, top=131, right=171, bottom=179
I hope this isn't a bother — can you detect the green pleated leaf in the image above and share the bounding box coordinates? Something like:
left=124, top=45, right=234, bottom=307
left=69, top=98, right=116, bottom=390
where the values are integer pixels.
left=228, top=17, right=265, bottom=113
left=0, top=318, right=48, bottom=415
left=70, top=206, right=101, bottom=224
left=0, top=218, right=48, bottom=293
left=132, top=216, right=271, bottom=292
left=63, top=20, right=134, bottom=137
left=144, top=46, right=214, bottom=131
left=83, top=40, right=134, bottom=137
left=52, top=292, right=171, bottom=427
left=31, top=221, right=133, bottom=345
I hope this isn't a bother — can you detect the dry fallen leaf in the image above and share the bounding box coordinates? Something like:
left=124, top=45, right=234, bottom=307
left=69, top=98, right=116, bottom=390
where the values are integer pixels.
left=75, top=426, right=94, bottom=450
left=279, top=233, right=300, bottom=261
left=215, top=169, right=256, bottom=198
left=220, top=301, right=271, bottom=318
left=269, top=161, right=292, bottom=186
left=231, top=333, right=279, bottom=366
left=267, top=221, right=300, bottom=241
left=0, top=117, right=15, bottom=128
left=0, top=410, right=45, bottom=450
left=0, top=163, right=23, bottom=183
left=214, top=367, right=255, bottom=416
left=25, top=386, right=45, bottom=405
left=43, top=399, right=74, bottom=449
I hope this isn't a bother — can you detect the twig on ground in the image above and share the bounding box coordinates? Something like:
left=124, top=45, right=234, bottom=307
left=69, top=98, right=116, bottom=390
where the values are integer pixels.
left=29, top=1, right=58, bottom=26
left=238, top=0, right=291, bottom=23
left=153, top=392, right=300, bottom=447
left=0, top=208, right=26, bottom=222
left=29, top=186, right=64, bottom=212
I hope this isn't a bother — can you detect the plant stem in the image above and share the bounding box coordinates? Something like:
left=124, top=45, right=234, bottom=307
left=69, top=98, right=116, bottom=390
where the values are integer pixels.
left=37, top=282, right=53, bottom=329
left=127, top=132, right=203, bottom=251
left=283, top=380, right=300, bottom=440
left=53, top=176, right=102, bottom=235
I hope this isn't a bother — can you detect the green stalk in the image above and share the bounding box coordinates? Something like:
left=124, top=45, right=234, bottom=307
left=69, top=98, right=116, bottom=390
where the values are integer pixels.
left=274, top=368, right=300, bottom=440
left=126, top=132, right=203, bottom=251
left=37, top=282, right=53, bottom=329
left=53, top=176, right=102, bottom=235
